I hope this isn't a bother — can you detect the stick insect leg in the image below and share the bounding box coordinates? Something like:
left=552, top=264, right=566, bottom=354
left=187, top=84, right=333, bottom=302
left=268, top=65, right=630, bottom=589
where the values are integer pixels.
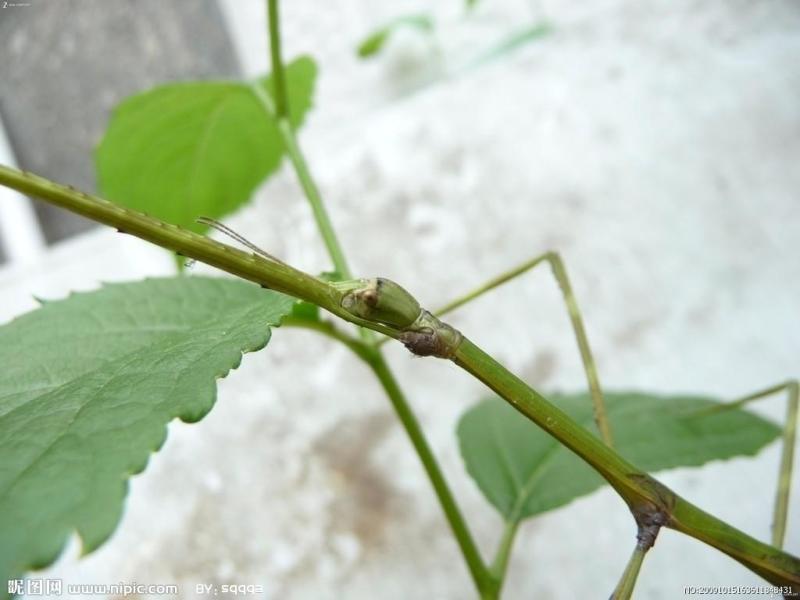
left=699, top=380, right=798, bottom=548
left=379, top=251, right=613, bottom=447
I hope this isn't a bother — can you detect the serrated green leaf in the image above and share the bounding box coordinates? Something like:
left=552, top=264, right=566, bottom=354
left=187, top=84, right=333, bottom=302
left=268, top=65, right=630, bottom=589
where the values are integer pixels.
left=356, top=14, right=434, bottom=59
left=95, top=56, right=317, bottom=234
left=458, top=392, right=780, bottom=523
left=0, top=277, right=294, bottom=583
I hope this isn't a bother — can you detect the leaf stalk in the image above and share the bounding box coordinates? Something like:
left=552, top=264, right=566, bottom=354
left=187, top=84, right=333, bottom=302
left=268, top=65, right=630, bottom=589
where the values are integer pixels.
left=610, top=544, right=647, bottom=600
left=264, top=1, right=352, bottom=283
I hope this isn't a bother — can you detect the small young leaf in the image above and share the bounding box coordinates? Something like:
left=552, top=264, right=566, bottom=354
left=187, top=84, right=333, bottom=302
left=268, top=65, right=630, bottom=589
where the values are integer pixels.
left=95, top=57, right=317, bottom=234
left=458, top=392, right=780, bottom=523
left=356, top=14, right=435, bottom=59
left=0, top=277, right=294, bottom=583
left=466, top=23, right=551, bottom=69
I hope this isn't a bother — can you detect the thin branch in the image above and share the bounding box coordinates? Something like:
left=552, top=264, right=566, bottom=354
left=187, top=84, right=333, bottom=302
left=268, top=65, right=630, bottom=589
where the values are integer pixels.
left=366, top=351, right=493, bottom=594
left=282, top=315, right=494, bottom=592
left=488, top=519, right=520, bottom=593
left=263, top=2, right=490, bottom=590
left=610, top=544, right=647, bottom=600
left=266, top=0, right=288, bottom=119
left=262, top=2, right=353, bottom=283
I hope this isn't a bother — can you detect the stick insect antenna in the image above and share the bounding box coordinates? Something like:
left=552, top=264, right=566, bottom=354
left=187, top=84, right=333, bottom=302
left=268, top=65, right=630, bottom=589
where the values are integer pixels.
left=196, top=217, right=287, bottom=265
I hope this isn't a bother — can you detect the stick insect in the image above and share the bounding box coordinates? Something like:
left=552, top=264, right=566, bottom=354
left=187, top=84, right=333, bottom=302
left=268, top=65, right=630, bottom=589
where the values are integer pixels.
left=198, top=216, right=796, bottom=552
left=434, top=253, right=797, bottom=552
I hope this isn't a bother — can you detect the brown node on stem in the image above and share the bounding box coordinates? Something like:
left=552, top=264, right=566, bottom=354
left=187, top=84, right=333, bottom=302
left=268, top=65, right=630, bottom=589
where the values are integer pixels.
left=399, top=329, right=447, bottom=358
left=627, top=473, right=676, bottom=551
left=635, top=506, right=669, bottom=551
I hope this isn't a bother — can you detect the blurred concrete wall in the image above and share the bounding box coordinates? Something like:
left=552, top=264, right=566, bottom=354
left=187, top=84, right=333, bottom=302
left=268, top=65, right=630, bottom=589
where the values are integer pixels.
left=0, top=0, right=237, bottom=244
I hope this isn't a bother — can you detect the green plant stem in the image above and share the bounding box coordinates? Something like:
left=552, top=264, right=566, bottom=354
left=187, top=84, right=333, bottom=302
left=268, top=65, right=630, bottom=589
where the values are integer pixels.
left=247, top=80, right=347, bottom=278
left=264, top=5, right=490, bottom=593
left=610, top=544, right=647, bottom=600
left=264, top=0, right=352, bottom=283
left=364, top=347, right=493, bottom=595
left=452, top=337, right=800, bottom=589
left=2, top=164, right=798, bottom=591
left=266, top=0, right=288, bottom=120
left=263, top=0, right=369, bottom=348
left=281, top=316, right=493, bottom=593
left=277, top=119, right=354, bottom=279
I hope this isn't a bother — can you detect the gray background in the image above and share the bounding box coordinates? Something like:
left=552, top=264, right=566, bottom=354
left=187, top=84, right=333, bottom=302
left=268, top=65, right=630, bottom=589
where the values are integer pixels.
left=0, top=0, right=237, bottom=243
